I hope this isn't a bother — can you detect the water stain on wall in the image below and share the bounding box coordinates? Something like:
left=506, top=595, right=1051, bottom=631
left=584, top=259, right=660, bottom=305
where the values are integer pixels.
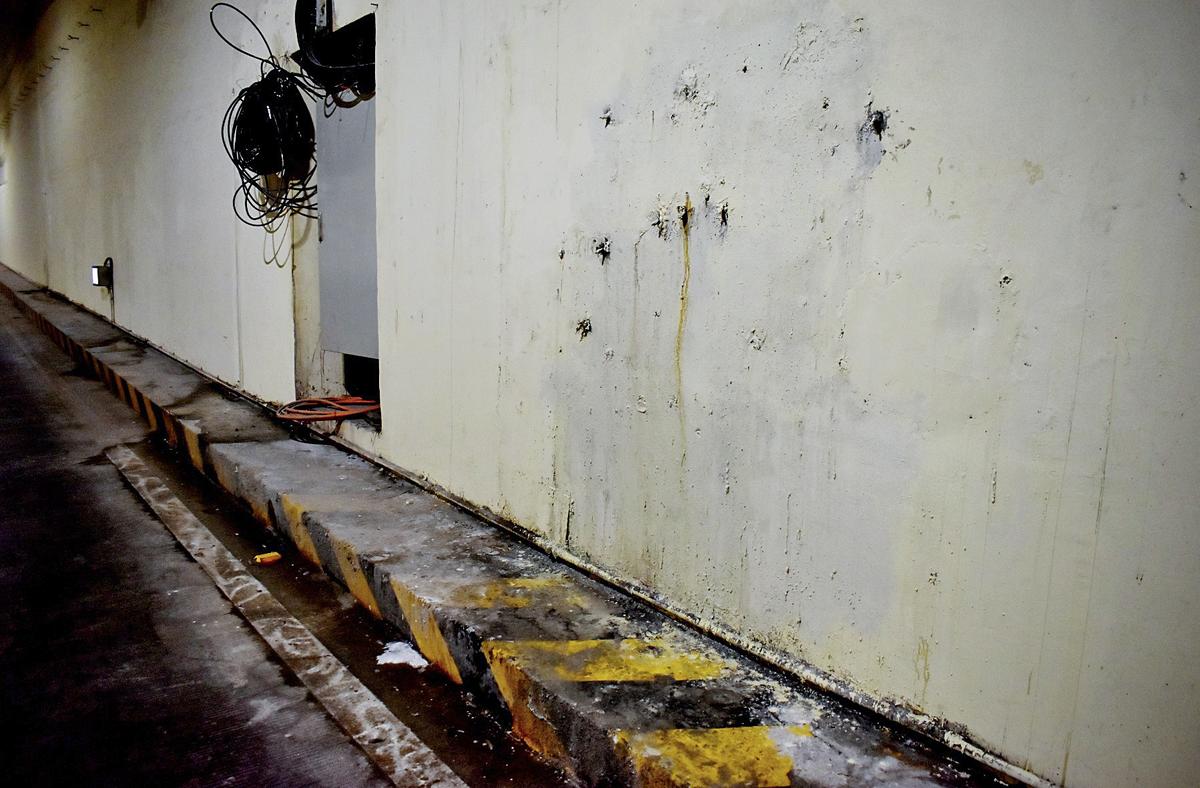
left=915, top=636, right=932, bottom=705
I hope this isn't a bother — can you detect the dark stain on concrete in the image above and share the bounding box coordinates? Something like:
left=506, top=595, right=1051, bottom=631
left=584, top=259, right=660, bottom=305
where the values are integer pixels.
left=592, top=236, right=612, bottom=263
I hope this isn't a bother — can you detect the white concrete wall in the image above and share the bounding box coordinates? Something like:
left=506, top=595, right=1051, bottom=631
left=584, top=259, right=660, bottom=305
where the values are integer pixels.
left=0, top=0, right=296, bottom=403
left=3, top=1, right=1199, bottom=785
left=376, top=1, right=1200, bottom=785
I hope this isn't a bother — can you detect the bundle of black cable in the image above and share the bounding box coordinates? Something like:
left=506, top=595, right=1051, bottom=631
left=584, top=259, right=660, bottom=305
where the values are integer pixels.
left=222, top=66, right=317, bottom=230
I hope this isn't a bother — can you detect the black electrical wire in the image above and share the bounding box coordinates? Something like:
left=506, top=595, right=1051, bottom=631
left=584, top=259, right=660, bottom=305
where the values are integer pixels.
left=219, top=67, right=320, bottom=229
left=210, top=3, right=327, bottom=231
left=210, top=2, right=275, bottom=69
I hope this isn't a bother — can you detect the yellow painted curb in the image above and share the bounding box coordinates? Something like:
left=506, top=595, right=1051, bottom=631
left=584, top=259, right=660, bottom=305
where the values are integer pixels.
left=277, top=494, right=322, bottom=566
left=328, top=532, right=381, bottom=618
left=143, top=396, right=159, bottom=431
left=180, top=421, right=205, bottom=472
left=481, top=641, right=571, bottom=764
left=391, top=578, right=463, bottom=684
left=125, top=381, right=142, bottom=415
left=483, top=639, right=731, bottom=683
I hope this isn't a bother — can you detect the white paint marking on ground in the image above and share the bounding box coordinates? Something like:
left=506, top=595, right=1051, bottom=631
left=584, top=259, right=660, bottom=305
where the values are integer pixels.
left=378, top=641, right=431, bottom=668
left=106, top=444, right=467, bottom=788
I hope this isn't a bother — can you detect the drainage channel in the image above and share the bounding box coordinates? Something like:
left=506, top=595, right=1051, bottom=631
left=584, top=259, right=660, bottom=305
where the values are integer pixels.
left=129, top=437, right=575, bottom=788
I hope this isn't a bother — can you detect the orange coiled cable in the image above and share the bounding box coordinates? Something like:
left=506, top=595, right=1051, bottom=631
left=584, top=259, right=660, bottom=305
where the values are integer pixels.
left=275, top=396, right=380, bottom=423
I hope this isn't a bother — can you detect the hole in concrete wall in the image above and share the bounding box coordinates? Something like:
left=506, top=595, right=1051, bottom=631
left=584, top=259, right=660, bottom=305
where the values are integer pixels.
left=868, top=109, right=887, bottom=139
left=343, top=353, right=379, bottom=401
left=342, top=353, right=382, bottom=429
left=592, top=237, right=612, bottom=263
left=857, top=104, right=891, bottom=170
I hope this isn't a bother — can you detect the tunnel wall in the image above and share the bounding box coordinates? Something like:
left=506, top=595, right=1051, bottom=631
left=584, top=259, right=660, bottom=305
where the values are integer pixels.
left=2, top=2, right=1198, bottom=784
left=372, top=3, right=1200, bottom=784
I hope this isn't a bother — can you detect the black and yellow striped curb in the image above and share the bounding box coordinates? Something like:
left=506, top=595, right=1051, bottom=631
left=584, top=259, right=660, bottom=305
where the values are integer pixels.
left=1, top=264, right=1011, bottom=788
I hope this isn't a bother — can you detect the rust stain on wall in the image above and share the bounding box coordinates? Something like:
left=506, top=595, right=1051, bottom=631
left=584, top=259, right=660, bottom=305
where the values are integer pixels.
left=674, top=193, right=693, bottom=464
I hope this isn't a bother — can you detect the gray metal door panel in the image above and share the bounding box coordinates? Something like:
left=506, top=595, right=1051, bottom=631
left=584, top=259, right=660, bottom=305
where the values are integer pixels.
left=316, top=99, right=378, bottom=359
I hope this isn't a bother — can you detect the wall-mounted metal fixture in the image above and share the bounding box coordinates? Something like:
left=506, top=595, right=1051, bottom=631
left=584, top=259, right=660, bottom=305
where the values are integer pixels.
left=90, top=257, right=113, bottom=289
left=293, top=0, right=376, bottom=99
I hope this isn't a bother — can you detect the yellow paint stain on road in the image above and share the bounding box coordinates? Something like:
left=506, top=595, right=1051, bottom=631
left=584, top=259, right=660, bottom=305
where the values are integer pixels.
left=392, top=579, right=463, bottom=684
left=614, top=725, right=813, bottom=788
left=483, top=638, right=730, bottom=683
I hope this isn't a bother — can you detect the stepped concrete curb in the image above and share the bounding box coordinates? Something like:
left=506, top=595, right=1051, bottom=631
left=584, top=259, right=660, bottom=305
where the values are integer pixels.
left=1, top=265, right=1025, bottom=788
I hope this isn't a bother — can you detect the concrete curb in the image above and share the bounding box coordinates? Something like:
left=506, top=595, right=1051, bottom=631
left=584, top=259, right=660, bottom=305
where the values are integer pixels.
left=1, top=266, right=1021, bottom=788
left=108, top=444, right=468, bottom=788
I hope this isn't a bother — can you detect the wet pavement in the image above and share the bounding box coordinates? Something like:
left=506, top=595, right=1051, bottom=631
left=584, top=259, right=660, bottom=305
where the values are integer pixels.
left=0, top=295, right=569, bottom=787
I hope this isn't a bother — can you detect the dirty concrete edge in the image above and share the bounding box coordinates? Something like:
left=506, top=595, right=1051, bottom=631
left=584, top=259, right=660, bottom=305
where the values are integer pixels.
left=326, top=439, right=1051, bottom=787
left=0, top=263, right=1051, bottom=788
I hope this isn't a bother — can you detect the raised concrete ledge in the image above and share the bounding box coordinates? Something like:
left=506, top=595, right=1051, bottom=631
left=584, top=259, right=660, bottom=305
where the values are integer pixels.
left=1, top=264, right=1019, bottom=787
